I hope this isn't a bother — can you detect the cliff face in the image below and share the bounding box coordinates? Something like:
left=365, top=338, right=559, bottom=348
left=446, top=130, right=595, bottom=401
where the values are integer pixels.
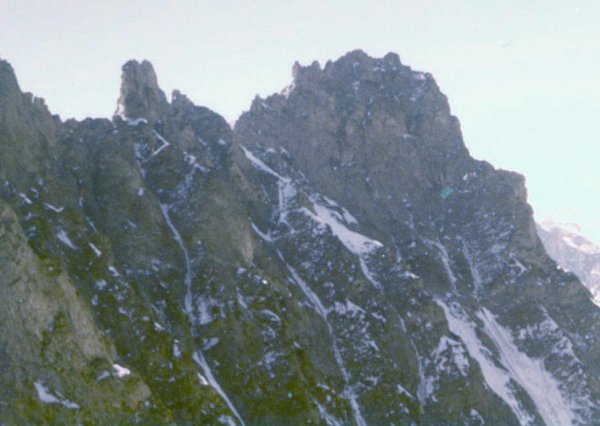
left=0, top=52, right=598, bottom=425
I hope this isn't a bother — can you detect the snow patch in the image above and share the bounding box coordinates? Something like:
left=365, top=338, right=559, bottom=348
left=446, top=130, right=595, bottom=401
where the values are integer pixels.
left=333, top=299, right=366, bottom=317
left=56, top=230, right=77, bottom=250
left=436, top=300, right=534, bottom=424
left=113, top=364, right=131, bottom=378
left=34, top=382, right=79, bottom=409
left=306, top=198, right=382, bottom=256
left=19, top=192, right=32, bottom=205
left=44, top=203, right=64, bottom=213
left=396, top=383, right=414, bottom=399
left=433, top=336, right=470, bottom=376
left=89, top=242, right=102, bottom=257
left=240, top=145, right=290, bottom=183
left=95, top=279, right=107, bottom=290
left=173, top=342, right=182, bottom=358
left=197, top=297, right=214, bottom=325
left=117, top=110, right=148, bottom=126
left=477, top=308, right=577, bottom=426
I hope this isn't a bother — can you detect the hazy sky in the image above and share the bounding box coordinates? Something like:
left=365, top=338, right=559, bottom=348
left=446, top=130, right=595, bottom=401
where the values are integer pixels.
left=2, top=0, right=600, bottom=241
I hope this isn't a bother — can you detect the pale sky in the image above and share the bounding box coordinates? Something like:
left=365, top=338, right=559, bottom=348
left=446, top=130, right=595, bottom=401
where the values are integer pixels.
left=1, top=0, right=599, bottom=241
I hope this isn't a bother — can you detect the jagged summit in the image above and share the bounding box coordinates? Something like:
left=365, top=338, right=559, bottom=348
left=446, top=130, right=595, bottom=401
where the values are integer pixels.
left=290, top=50, right=408, bottom=87
left=0, top=59, right=20, bottom=99
left=322, top=49, right=403, bottom=74
left=236, top=49, right=472, bottom=229
left=171, top=89, right=194, bottom=110
left=114, top=59, right=169, bottom=123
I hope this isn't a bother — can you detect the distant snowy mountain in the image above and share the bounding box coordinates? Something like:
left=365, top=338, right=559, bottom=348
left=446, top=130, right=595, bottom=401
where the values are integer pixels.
left=538, top=221, right=600, bottom=306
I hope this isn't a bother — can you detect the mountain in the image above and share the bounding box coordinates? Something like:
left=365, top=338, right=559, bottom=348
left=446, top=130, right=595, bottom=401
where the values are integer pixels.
left=537, top=221, right=600, bottom=307
left=0, top=51, right=598, bottom=425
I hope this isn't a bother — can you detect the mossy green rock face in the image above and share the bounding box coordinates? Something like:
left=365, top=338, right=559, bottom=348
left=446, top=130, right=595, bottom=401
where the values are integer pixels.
left=0, top=199, right=151, bottom=424
left=1, top=52, right=599, bottom=425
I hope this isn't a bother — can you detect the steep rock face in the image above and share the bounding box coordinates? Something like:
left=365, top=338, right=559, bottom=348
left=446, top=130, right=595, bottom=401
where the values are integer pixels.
left=0, top=60, right=58, bottom=181
left=114, top=59, right=170, bottom=123
left=0, top=52, right=598, bottom=425
left=0, top=194, right=150, bottom=424
left=537, top=221, right=600, bottom=305
left=236, top=50, right=600, bottom=424
left=0, top=61, right=248, bottom=424
left=235, top=51, right=539, bottom=258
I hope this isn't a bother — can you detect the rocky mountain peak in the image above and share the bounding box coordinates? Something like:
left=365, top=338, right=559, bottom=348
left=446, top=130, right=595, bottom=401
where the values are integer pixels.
left=0, top=59, right=59, bottom=182
left=170, top=89, right=196, bottom=112
left=291, top=59, right=321, bottom=83
left=114, top=59, right=169, bottom=123
left=289, top=50, right=407, bottom=88
left=236, top=51, right=473, bottom=230
left=0, top=58, right=51, bottom=114
left=323, top=49, right=396, bottom=78
left=0, top=59, right=20, bottom=101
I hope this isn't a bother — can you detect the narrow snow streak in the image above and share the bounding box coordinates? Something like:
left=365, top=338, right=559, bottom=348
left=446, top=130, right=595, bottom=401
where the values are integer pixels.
left=426, top=239, right=457, bottom=288
left=313, top=397, right=344, bottom=426
left=277, top=179, right=296, bottom=226
left=159, top=204, right=194, bottom=319
left=359, top=257, right=382, bottom=290
left=132, top=138, right=241, bottom=420
left=282, top=255, right=367, bottom=426
left=150, top=130, right=171, bottom=158
left=461, top=242, right=482, bottom=294
left=397, top=383, right=415, bottom=400
left=305, top=197, right=384, bottom=290
left=240, top=145, right=290, bottom=182
left=251, top=222, right=272, bottom=242
left=44, top=202, right=64, bottom=213
left=193, top=351, right=245, bottom=426
left=89, top=242, right=102, bottom=257
left=19, top=192, right=32, bottom=205
left=478, top=308, right=576, bottom=426
left=414, top=341, right=429, bottom=406
left=56, top=230, right=77, bottom=250
left=160, top=202, right=245, bottom=425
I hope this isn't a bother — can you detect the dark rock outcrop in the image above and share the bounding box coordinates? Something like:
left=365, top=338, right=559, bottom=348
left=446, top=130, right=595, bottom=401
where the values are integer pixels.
left=114, top=60, right=170, bottom=123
